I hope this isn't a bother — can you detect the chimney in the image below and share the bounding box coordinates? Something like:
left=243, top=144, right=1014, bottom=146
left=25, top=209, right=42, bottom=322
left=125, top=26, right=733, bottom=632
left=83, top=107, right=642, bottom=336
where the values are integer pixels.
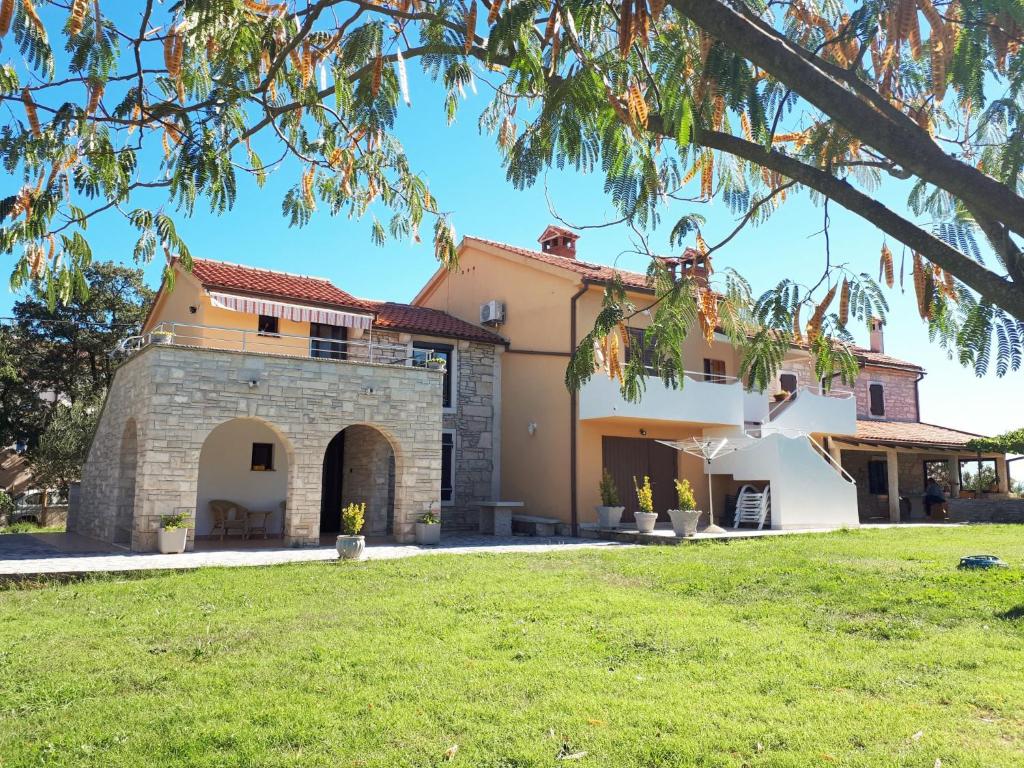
left=869, top=316, right=884, bottom=353
left=538, top=225, right=580, bottom=259
left=678, top=248, right=711, bottom=290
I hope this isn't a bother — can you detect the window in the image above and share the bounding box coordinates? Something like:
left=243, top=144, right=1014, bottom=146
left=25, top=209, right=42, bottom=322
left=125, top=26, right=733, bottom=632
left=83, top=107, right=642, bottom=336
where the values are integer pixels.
left=959, top=458, right=998, bottom=494
left=779, top=373, right=798, bottom=395
left=924, top=460, right=951, bottom=491
left=257, top=314, right=279, bottom=336
left=441, top=431, right=454, bottom=504
left=413, top=342, right=454, bottom=408
left=703, top=358, right=727, bottom=384
left=251, top=443, right=274, bottom=471
left=867, top=460, right=888, bottom=494
left=310, top=322, right=347, bottom=360
left=868, top=382, right=885, bottom=417
left=626, top=328, right=658, bottom=373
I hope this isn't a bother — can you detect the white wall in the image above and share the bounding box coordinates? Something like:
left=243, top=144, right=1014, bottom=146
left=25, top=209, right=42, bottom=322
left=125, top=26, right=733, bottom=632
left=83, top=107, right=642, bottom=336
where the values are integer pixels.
left=195, top=418, right=289, bottom=537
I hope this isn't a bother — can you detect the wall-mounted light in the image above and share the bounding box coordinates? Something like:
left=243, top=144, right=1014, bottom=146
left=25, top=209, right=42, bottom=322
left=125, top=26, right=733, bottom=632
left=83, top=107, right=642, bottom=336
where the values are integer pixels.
left=639, top=428, right=647, bottom=436
left=248, top=379, right=259, bottom=389
left=188, top=305, right=198, bottom=314
left=527, top=422, right=538, bottom=436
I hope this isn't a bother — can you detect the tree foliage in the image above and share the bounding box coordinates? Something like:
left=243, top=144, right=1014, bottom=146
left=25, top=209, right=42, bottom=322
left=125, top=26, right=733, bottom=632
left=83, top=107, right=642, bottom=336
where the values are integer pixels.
left=31, top=393, right=101, bottom=490
left=0, top=261, right=152, bottom=451
left=2, top=1, right=1024, bottom=397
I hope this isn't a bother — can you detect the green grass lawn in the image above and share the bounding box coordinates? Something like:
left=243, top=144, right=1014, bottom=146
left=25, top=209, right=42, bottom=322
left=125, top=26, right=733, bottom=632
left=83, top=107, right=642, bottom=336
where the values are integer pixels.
left=1, top=527, right=1023, bottom=767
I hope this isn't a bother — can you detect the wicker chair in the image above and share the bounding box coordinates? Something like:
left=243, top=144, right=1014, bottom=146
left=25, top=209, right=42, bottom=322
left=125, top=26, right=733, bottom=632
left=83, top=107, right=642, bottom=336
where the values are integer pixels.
left=208, top=500, right=253, bottom=541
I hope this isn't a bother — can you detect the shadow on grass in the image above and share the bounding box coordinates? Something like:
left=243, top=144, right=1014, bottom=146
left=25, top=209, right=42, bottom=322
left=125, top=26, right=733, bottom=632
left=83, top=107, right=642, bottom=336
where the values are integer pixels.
left=996, top=605, right=1024, bottom=621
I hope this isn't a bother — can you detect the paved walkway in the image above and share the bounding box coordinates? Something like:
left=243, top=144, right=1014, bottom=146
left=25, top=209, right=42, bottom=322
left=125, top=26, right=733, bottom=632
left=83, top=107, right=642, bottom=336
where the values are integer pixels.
left=0, top=532, right=629, bottom=577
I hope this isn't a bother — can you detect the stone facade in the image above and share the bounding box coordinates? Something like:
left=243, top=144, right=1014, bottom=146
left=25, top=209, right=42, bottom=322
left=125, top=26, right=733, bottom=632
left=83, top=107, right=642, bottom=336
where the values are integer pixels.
left=71, top=344, right=444, bottom=550
left=340, top=424, right=396, bottom=536
left=781, top=357, right=920, bottom=422
left=440, top=340, right=499, bottom=530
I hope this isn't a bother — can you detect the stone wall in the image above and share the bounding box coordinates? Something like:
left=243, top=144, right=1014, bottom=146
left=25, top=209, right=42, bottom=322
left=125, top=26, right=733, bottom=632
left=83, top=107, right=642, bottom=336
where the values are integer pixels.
left=72, top=344, right=443, bottom=550
left=440, top=340, right=498, bottom=531
left=949, top=498, right=1024, bottom=523
left=341, top=424, right=396, bottom=536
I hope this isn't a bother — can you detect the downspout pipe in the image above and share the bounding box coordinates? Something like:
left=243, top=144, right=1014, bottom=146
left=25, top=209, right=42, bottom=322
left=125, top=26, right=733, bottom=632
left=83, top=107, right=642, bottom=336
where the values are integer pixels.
left=569, top=280, right=591, bottom=537
left=913, top=370, right=926, bottom=421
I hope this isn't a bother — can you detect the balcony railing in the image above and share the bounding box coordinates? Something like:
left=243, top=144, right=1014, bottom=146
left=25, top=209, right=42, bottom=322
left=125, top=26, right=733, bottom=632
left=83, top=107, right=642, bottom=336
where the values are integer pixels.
left=579, top=370, right=746, bottom=427
left=116, top=321, right=436, bottom=368
left=763, top=386, right=856, bottom=436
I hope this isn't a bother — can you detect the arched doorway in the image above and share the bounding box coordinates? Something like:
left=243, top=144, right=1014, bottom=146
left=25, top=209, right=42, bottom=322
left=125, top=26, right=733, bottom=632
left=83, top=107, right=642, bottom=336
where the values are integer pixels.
left=195, top=418, right=291, bottom=542
left=114, top=419, right=137, bottom=546
left=321, top=425, right=395, bottom=538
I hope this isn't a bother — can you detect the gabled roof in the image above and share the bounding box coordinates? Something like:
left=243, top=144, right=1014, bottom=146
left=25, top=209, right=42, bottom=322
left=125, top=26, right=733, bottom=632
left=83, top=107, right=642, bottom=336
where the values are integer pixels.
left=462, top=236, right=654, bottom=290
left=460, top=236, right=924, bottom=370
left=189, top=258, right=372, bottom=311
left=179, top=258, right=505, bottom=346
left=365, top=301, right=506, bottom=345
left=848, top=420, right=984, bottom=450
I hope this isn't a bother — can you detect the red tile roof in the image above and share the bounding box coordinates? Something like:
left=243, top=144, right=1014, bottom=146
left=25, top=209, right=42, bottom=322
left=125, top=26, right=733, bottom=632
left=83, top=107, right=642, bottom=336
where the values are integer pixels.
left=366, top=302, right=506, bottom=344
left=463, top=236, right=654, bottom=290
left=184, top=258, right=504, bottom=345
left=189, top=258, right=373, bottom=311
left=463, top=236, right=923, bottom=370
left=850, top=420, right=984, bottom=449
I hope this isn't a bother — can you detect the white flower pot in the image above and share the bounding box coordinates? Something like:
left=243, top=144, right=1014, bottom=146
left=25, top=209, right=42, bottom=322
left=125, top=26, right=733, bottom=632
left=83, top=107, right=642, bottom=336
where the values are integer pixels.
left=668, top=509, right=701, bottom=538
left=336, top=535, right=365, bottom=560
left=415, top=522, right=441, bottom=545
left=157, top=527, right=188, bottom=554
left=634, top=511, right=658, bottom=534
left=595, top=505, right=625, bottom=529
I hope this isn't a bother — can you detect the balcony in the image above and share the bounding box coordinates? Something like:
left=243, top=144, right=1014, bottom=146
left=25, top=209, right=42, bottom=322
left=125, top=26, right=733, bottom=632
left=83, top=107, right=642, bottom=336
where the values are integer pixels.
left=764, top=387, right=856, bottom=436
left=116, top=322, right=437, bottom=369
left=578, top=372, right=745, bottom=428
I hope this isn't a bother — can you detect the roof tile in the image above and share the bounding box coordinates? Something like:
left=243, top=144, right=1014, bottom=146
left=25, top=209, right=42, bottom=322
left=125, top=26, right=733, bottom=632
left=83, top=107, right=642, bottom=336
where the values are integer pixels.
left=185, top=258, right=504, bottom=345
left=852, top=420, right=984, bottom=448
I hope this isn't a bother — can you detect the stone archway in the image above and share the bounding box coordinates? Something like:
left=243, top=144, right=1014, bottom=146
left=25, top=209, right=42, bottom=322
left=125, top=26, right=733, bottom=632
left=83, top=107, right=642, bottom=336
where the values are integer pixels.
left=320, top=425, right=396, bottom=538
left=195, top=417, right=293, bottom=542
left=113, top=419, right=137, bottom=546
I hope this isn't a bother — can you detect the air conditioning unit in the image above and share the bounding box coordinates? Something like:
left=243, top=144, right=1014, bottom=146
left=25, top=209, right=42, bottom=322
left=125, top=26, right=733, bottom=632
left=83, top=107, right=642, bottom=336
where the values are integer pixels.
left=480, top=300, right=505, bottom=326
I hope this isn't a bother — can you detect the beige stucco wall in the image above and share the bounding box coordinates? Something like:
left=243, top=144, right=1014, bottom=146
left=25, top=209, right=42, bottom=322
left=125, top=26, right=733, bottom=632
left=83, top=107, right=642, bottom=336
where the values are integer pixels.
left=195, top=418, right=290, bottom=537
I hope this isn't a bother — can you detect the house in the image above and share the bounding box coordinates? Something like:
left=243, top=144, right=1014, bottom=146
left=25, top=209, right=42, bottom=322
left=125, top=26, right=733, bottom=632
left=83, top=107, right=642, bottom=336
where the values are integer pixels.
left=414, top=227, right=1010, bottom=528
left=71, top=258, right=505, bottom=550
left=70, top=227, right=1011, bottom=551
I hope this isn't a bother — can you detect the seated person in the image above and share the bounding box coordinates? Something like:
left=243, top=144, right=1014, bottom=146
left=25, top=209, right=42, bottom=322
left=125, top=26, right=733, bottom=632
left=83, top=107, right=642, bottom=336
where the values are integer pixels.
left=924, top=479, right=948, bottom=519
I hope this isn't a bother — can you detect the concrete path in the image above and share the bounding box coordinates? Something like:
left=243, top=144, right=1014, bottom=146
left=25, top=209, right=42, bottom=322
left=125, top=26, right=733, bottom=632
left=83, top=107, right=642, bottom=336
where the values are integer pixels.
left=0, top=533, right=629, bottom=577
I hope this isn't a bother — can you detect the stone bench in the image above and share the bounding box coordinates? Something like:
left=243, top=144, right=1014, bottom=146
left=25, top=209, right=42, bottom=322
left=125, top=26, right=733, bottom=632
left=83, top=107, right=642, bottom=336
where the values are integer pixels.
left=478, top=501, right=524, bottom=536
left=511, top=514, right=562, bottom=537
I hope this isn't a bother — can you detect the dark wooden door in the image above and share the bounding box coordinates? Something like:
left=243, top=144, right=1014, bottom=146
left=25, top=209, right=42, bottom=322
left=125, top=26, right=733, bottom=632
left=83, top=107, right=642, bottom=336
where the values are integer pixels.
left=601, top=437, right=677, bottom=522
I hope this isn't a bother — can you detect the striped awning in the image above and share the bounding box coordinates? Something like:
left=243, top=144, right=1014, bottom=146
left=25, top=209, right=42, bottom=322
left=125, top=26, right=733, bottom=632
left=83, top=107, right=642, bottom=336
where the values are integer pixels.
left=208, top=292, right=373, bottom=330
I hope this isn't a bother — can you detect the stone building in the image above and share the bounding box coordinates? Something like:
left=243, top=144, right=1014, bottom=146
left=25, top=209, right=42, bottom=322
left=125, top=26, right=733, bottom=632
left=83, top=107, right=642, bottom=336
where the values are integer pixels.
left=71, top=259, right=505, bottom=550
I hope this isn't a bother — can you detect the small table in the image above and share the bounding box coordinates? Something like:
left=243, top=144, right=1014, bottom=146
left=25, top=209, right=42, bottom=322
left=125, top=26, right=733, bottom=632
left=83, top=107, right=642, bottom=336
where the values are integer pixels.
left=478, top=501, right=524, bottom=536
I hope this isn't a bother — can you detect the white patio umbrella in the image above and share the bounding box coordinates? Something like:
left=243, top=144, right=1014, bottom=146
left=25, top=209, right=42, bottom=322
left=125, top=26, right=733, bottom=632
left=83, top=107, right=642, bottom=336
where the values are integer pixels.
left=657, top=434, right=761, bottom=533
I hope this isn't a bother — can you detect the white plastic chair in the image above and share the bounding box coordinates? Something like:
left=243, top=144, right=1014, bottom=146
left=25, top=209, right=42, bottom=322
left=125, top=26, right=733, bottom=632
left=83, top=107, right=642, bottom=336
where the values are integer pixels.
left=734, top=484, right=771, bottom=530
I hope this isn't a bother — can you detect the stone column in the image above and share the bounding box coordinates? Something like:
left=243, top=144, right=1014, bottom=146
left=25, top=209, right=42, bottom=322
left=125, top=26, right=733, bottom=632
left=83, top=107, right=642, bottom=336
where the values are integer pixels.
left=996, top=455, right=1010, bottom=493
left=886, top=447, right=901, bottom=523
left=946, top=456, right=960, bottom=498
left=285, top=448, right=323, bottom=546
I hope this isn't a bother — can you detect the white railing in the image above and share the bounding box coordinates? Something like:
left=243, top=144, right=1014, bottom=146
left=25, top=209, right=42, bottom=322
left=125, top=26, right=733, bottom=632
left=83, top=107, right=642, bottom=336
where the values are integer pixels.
left=767, top=385, right=855, bottom=419
left=580, top=370, right=745, bottom=427
left=116, top=321, right=436, bottom=368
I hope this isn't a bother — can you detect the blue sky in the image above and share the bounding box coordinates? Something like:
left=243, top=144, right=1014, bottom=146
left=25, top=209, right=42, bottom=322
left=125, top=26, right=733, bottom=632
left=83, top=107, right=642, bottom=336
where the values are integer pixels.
left=2, top=61, right=1020, bottom=480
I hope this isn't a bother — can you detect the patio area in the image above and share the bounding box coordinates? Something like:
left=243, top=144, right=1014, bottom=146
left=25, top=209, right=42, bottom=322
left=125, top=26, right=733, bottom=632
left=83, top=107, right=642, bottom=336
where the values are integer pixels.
left=0, top=531, right=629, bottom=578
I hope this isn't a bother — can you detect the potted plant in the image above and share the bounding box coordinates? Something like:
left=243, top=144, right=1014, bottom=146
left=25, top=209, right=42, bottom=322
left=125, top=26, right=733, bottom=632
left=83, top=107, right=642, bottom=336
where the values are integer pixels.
left=424, top=356, right=447, bottom=371
left=667, top=478, right=701, bottom=538
left=151, top=330, right=174, bottom=345
left=595, top=468, right=625, bottom=529
left=336, top=502, right=366, bottom=560
left=415, top=507, right=442, bottom=545
left=772, top=391, right=789, bottom=403
left=157, top=512, right=190, bottom=554
left=632, top=475, right=658, bottom=534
